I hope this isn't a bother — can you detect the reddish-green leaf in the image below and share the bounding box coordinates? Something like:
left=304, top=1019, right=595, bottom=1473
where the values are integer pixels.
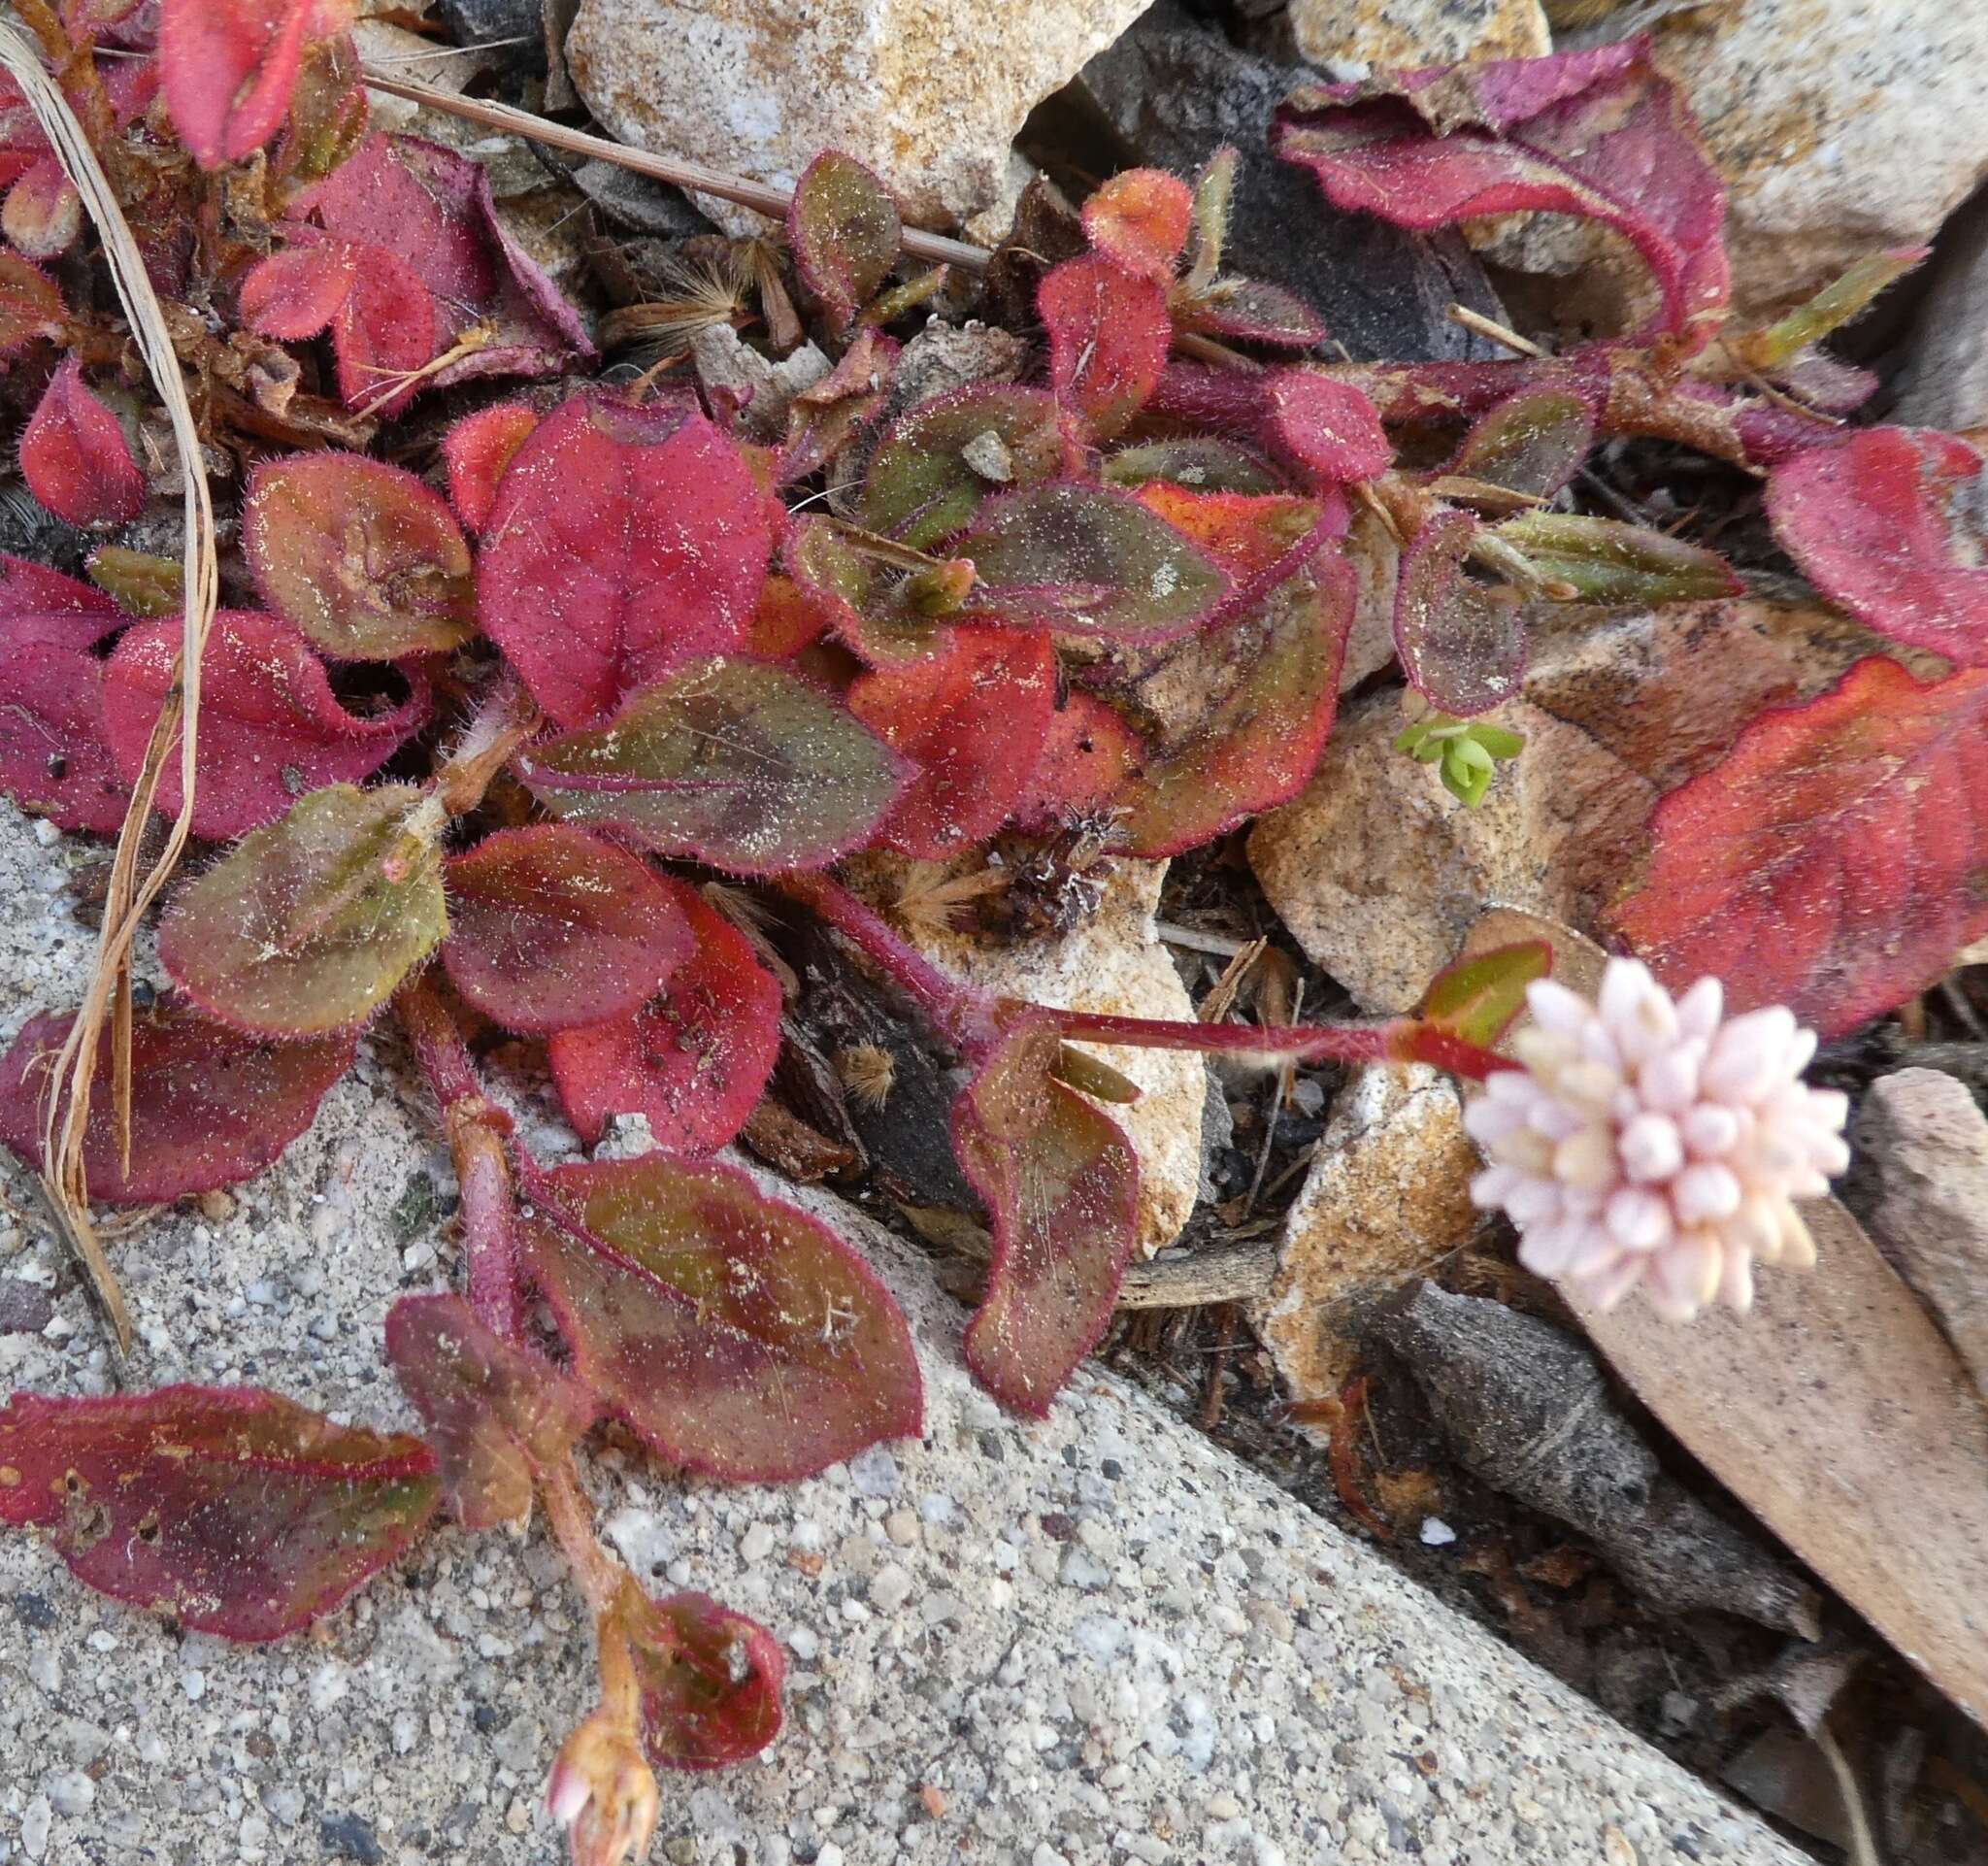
left=442, top=399, right=538, bottom=532
left=245, top=453, right=477, bottom=659
left=0, top=249, right=66, bottom=356
left=954, top=1012, right=1140, bottom=1417
left=518, top=656, right=911, bottom=874
left=20, top=358, right=144, bottom=526
left=384, top=1293, right=594, bottom=1530
left=1081, top=169, right=1192, bottom=282
left=1394, top=507, right=1525, bottom=716
left=617, top=1585, right=785, bottom=1771
left=0, top=1002, right=355, bottom=1204
left=0, top=645, right=128, bottom=833
left=238, top=240, right=358, bottom=340
left=102, top=610, right=431, bottom=841
left=1008, top=692, right=1144, bottom=833
left=1178, top=276, right=1327, bottom=350
left=2, top=158, right=80, bottom=260
left=1492, top=511, right=1742, bottom=605
left=518, top=1151, right=922, bottom=1482
left=1266, top=370, right=1391, bottom=484
left=1610, top=657, right=1988, bottom=1039
left=442, top=824, right=693, bottom=1035
left=1447, top=383, right=1594, bottom=500
left=547, top=875, right=780, bottom=1153
left=159, top=783, right=448, bottom=1037
left=1766, top=427, right=1988, bottom=665
left=161, top=0, right=317, bottom=168
left=1040, top=254, right=1172, bottom=442
left=1417, top=940, right=1551, bottom=1049
left=0, top=1385, right=438, bottom=1640
left=479, top=394, right=773, bottom=727
left=783, top=517, right=950, bottom=667
left=1104, top=436, right=1284, bottom=495
left=787, top=150, right=902, bottom=327
left=850, top=627, right=1058, bottom=858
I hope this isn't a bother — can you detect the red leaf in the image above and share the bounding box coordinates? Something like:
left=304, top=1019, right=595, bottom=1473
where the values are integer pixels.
left=1266, top=370, right=1391, bottom=484
left=1178, top=277, right=1327, bottom=350
left=955, top=1012, right=1139, bottom=1417
left=518, top=1151, right=922, bottom=1482
left=1446, top=381, right=1596, bottom=499
left=0, top=1001, right=356, bottom=1203
left=1007, top=691, right=1143, bottom=833
left=1609, top=656, right=1988, bottom=1040
left=547, top=877, right=779, bottom=1153
left=1081, top=170, right=1193, bottom=282
left=787, top=150, right=901, bottom=327
left=2, top=156, right=81, bottom=259
left=1040, top=254, right=1173, bottom=442
left=441, top=399, right=538, bottom=532
left=1394, top=507, right=1526, bottom=716
left=244, top=452, right=476, bottom=658
left=20, top=358, right=145, bottom=526
left=102, top=609, right=430, bottom=841
left=745, top=573, right=833, bottom=661
left=1276, top=40, right=1729, bottom=341
left=0, top=1384, right=437, bottom=1640
left=0, top=648, right=127, bottom=833
left=0, top=249, right=66, bottom=357
left=238, top=240, right=357, bottom=340
left=1766, top=427, right=1988, bottom=665
left=328, top=245, right=436, bottom=416
left=850, top=628, right=1058, bottom=858
left=442, top=824, right=694, bottom=1035
left=161, top=0, right=319, bottom=168
left=619, top=1586, right=785, bottom=1771
left=479, top=393, right=773, bottom=727
left=383, top=1293, right=594, bottom=1530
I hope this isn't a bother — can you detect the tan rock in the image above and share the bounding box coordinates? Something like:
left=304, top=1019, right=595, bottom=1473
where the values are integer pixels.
left=1253, top=1063, right=1479, bottom=1409
left=1290, top=0, right=1550, bottom=74
left=564, top=0, right=1153, bottom=235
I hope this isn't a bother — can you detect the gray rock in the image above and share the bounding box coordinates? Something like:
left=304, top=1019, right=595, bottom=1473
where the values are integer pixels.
left=1892, top=187, right=1988, bottom=437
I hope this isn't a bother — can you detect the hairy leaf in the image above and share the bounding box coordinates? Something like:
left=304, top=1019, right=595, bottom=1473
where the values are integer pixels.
left=1766, top=427, right=1988, bottom=665
left=745, top=573, right=834, bottom=661
left=1266, top=371, right=1391, bottom=484
left=1609, top=657, right=1988, bottom=1039
left=787, top=150, right=901, bottom=327
left=102, top=610, right=430, bottom=840
left=480, top=394, right=773, bottom=727
left=159, top=783, right=448, bottom=1036
left=547, top=875, right=780, bottom=1153
left=1394, top=507, right=1525, bottom=716
left=238, top=240, right=357, bottom=340
left=617, top=1586, right=785, bottom=1771
left=955, top=1013, right=1139, bottom=1417
left=327, top=245, right=436, bottom=415
left=850, top=627, right=1058, bottom=857
left=0, top=1385, right=438, bottom=1640
left=0, top=249, right=66, bottom=356
left=957, top=482, right=1227, bottom=640
left=519, top=657, right=910, bottom=874
left=863, top=383, right=1083, bottom=550
left=245, top=453, right=476, bottom=658
left=1008, top=692, right=1144, bottom=833
left=3, top=158, right=80, bottom=260
left=0, top=1002, right=355, bottom=1203
left=1040, top=254, right=1172, bottom=442
left=777, top=327, right=897, bottom=485
left=0, top=552, right=120, bottom=622
left=162, top=0, right=318, bottom=168
left=1276, top=40, right=1729, bottom=341
left=442, top=824, right=693, bottom=1035
left=783, top=517, right=949, bottom=667
left=519, top=1152, right=922, bottom=1482
left=1104, top=437, right=1284, bottom=495
left=1178, top=276, right=1327, bottom=350
left=1493, top=511, right=1742, bottom=605
left=0, top=645, right=127, bottom=833
left=441, top=400, right=539, bottom=532
left=1081, top=169, right=1192, bottom=282
left=1447, top=383, right=1594, bottom=500
left=384, top=1293, right=594, bottom=1530
left=20, top=358, right=145, bottom=526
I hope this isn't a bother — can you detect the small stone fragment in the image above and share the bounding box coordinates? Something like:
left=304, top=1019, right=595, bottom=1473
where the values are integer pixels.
left=1289, top=0, right=1549, bottom=71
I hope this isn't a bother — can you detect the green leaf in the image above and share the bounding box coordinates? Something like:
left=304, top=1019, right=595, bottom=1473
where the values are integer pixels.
left=1418, top=940, right=1552, bottom=1049
left=517, top=657, right=911, bottom=875
left=863, top=384, right=1080, bottom=550
left=1493, top=512, right=1742, bottom=605
left=787, top=150, right=902, bottom=327
left=159, top=783, right=447, bottom=1036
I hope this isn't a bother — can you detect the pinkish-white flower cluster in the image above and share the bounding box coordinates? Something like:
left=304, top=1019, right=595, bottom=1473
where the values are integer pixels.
left=1466, top=959, right=1849, bottom=1318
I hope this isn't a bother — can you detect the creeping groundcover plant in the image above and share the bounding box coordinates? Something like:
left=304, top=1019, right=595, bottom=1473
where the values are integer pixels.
left=0, top=7, right=1977, bottom=1857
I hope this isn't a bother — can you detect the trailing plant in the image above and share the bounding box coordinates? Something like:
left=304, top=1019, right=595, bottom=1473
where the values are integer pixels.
left=0, top=14, right=1971, bottom=1859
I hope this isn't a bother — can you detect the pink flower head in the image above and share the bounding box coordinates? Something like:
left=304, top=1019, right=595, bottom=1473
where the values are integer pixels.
left=1466, top=958, right=1849, bottom=1319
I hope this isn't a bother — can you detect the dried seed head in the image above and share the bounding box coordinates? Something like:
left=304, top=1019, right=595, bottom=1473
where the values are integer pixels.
left=835, top=1042, right=896, bottom=1111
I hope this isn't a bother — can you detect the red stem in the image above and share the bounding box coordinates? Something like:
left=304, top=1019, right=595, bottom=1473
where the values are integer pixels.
left=1051, top=1009, right=1393, bottom=1063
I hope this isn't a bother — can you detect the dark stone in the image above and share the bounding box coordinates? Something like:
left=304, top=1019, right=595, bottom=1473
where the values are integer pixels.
left=1040, top=1511, right=1077, bottom=1541
left=319, top=1812, right=385, bottom=1865
left=434, top=0, right=545, bottom=71
left=472, top=1704, right=504, bottom=1735
left=566, top=159, right=714, bottom=240
left=1036, top=20, right=1508, bottom=365
left=0, top=1279, right=53, bottom=1335
left=11, top=1590, right=54, bottom=1630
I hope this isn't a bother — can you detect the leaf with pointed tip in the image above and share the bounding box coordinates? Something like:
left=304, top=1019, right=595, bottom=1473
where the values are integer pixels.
left=159, top=783, right=447, bottom=1037
left=1266, top=370, right=1391, bottom=484
left=384, top=1293, right=594, bottom=1530
left=20, top=358, right=145, bottom=526
left=0, top=1001, right=355, bottom=1203
left=442, top=824, right=693, bottom=1035
left=519, top=657, right=910, bottom=875
left=1766, top=427, right=1988, bottom=665
left=788, top=150, right=901, bottom=326
left=0, top=1385, right=438, bottom=1640
left=1104, top=437, right=1283, bottom=495
left=1179, top=275, right=1326, bottom=350
left=957, top=482, right=1227, bottom=641
left=3, top=157, right=80, bottom=259
left=850, top=627, right=1058, bottom=857
left=1417, top=940, right=1551, bottom=1050
left=1185, top=147, right=1237, bottom=290
left=0, top=646, right=127, bottom=833
left=245, top=453, right=476, bottom=660
left=955, top=1011, right=1139, bottom=1417
left=1447, top=383, right=1594, bottom=500
left=0, top=249, right=65, bottom=356
left=518, top=1151, right=922, bottom=1482
left=88, top=547, right=183, bottom=617
left=778, top=326, right=896, bottom=484
left=1276, top=40, right=1729, bottom=341
left=547, top=875, right=780, bottom=1153
left=1609, top=656, right=1988, bottom=1040
left=238, top=239, right=357, bottom=339
left=1039, top=254, right=1172, bottom=442
left=441, top=400, right=538, bottom=532
left=617, top=1585, right=785, bottom=1771
left=103, top=610, right=431, bottom=841
left=863, top=383, right=1083, bottom=550
left=1081, top=169, right=1192, bottom=282
left=161, top=0, right=318, bottom=168
left=1394, top=508, right=1526, bottom=716
left=1492, top=511, right=1742, bottom=605
left=479, top=394, right=773, bottom=727
left=1008, top=692, right=1144, bottom=834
